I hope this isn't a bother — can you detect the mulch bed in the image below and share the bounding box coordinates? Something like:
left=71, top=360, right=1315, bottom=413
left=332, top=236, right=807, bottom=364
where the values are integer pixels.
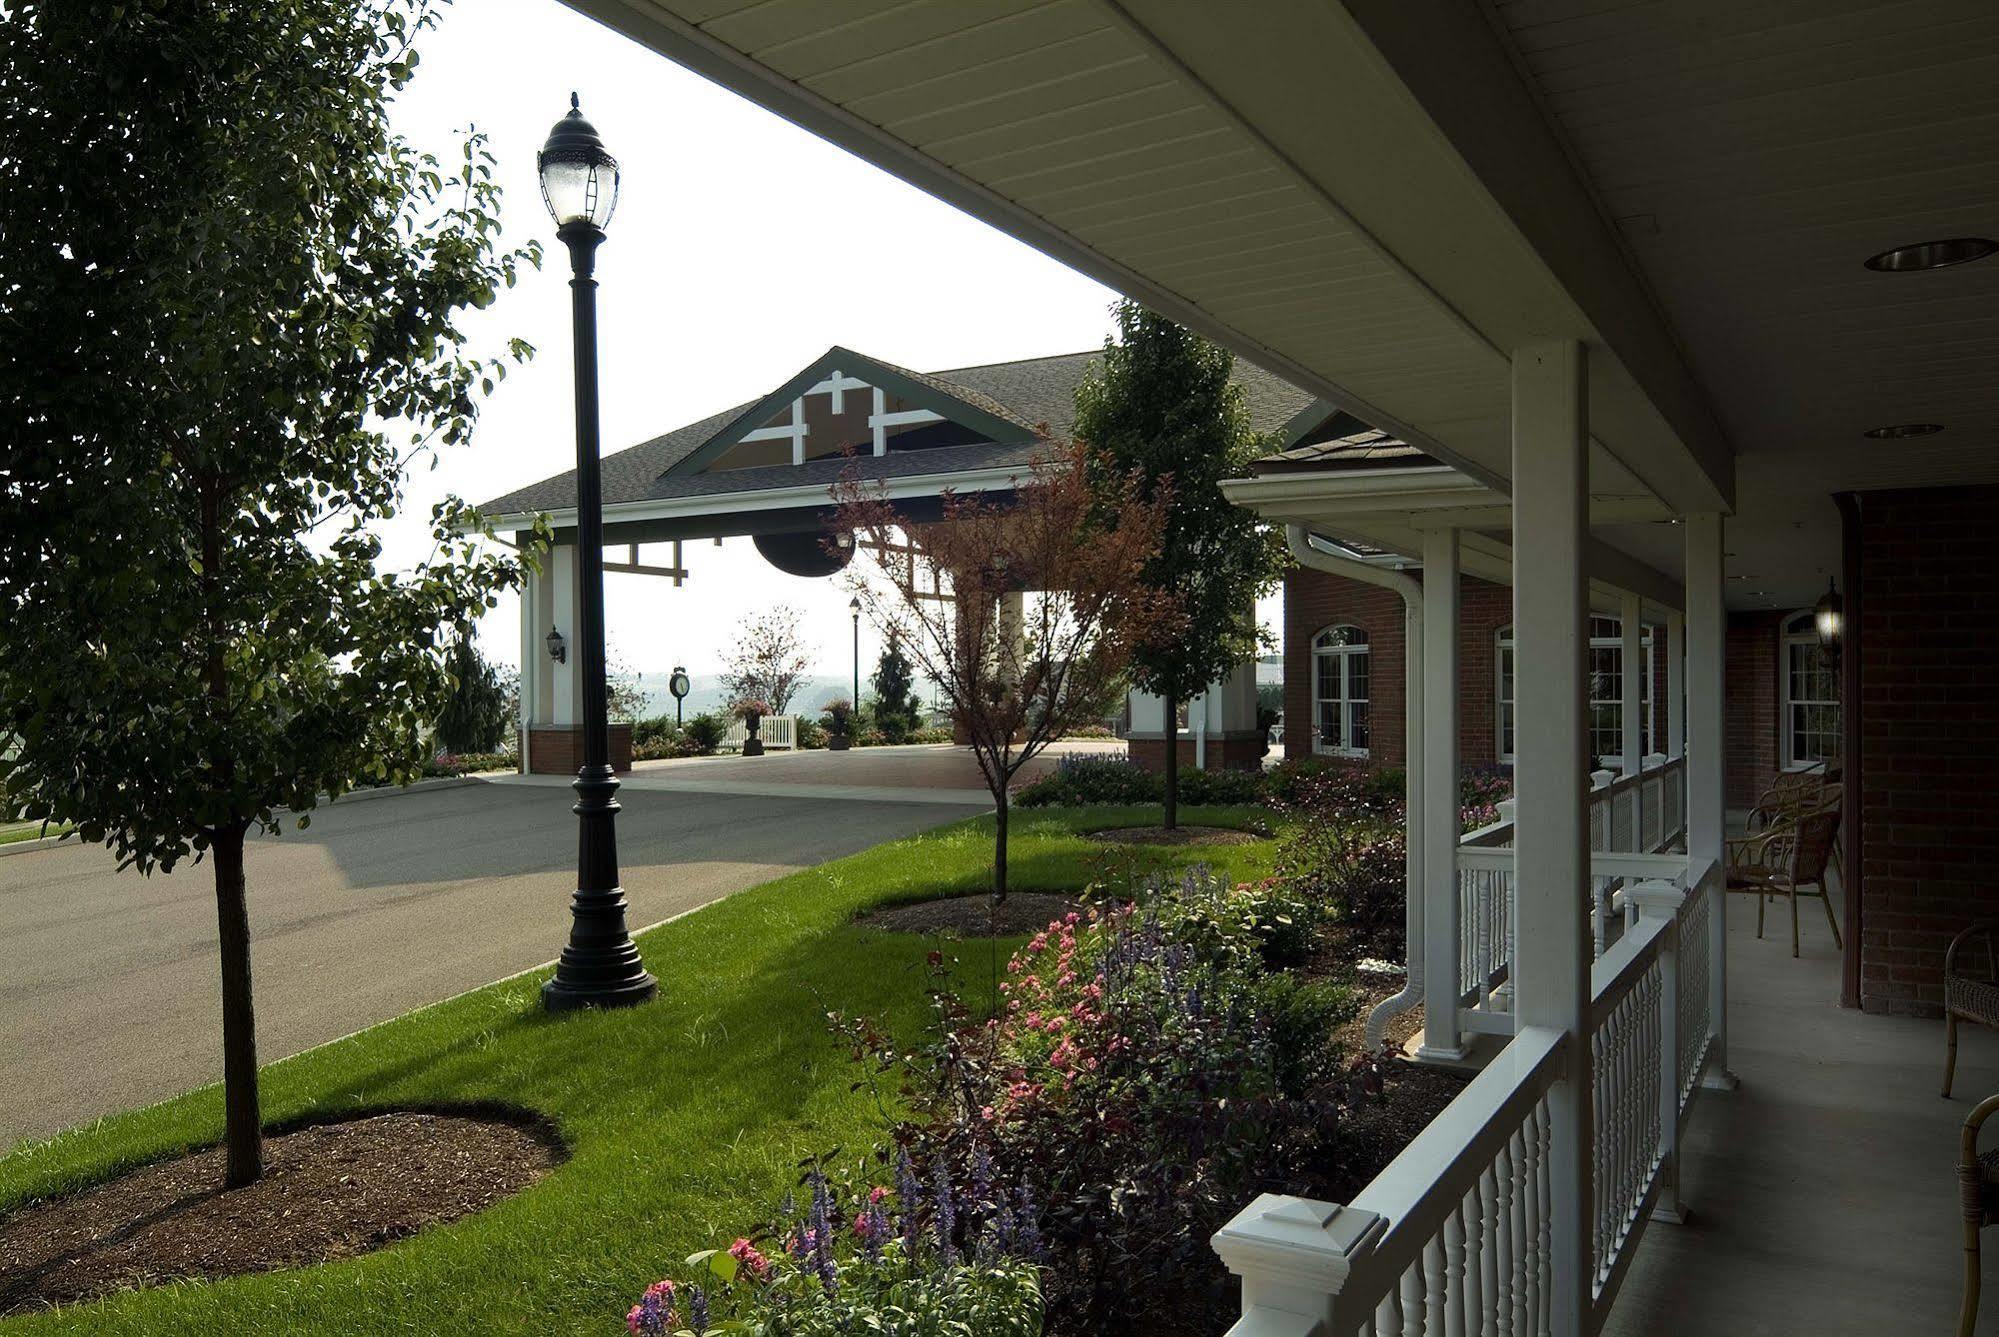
left=0, top=1108, right=564, bottom=1315
left=856, top=892, right=1080, bottom=938
left=1082, top=825, right=1265, bottom=847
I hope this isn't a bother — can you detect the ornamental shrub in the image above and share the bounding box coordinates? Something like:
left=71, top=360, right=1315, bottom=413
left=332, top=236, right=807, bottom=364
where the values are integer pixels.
left=794, top=718, right=826, bottom=750
left=632, top=713, right=680, bottom=748
left=1175, top=765, right=1263, bottom=807
left=624, top=1166, right=1043, bottom=1337
left=1152, top=866, right=1320, bottom=970
left=683, top=712, right=726, bottom=754
left=1012, top=755, right=1158, bottom=807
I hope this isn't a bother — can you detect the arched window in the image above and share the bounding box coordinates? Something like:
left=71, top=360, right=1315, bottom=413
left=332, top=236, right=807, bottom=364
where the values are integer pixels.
left=1313, top=625, right=1370, bottom=757
left=1497, top=617, right=1653, bottom=765
left=1781, top=610, right=1839, bottom=769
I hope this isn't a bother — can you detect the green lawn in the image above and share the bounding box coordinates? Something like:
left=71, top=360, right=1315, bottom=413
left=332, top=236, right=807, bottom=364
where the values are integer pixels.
left=0, top=824, right=69, bottom=847
left=0, top=804, right=1276, bottom=1335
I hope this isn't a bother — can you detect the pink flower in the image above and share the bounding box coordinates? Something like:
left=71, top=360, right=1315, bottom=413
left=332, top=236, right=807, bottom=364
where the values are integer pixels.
left=730, top=1237, right=771, bottom=1281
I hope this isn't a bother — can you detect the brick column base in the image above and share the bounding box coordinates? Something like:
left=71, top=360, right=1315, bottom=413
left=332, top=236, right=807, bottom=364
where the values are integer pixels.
left=527, top=724, right=633, bottom=775
left=1126, top=733, right=1268, bottom=773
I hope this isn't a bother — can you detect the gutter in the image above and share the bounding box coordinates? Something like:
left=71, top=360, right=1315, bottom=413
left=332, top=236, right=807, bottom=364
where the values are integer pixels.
left=1284, top=526, right=1425, bottom=1050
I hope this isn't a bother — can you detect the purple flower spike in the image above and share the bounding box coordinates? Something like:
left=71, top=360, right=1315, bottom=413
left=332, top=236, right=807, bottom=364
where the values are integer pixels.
left=970, top=1141, right=993, bottom=1210
left=897, top=1148, right=922, bottom=1255
left=932, top=1160, right=957, bottom=1262
left=688, top=1285, right=710, bottom=1335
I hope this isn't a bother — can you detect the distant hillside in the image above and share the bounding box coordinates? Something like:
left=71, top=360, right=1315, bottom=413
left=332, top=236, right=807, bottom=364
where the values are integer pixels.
left=629, top=672, right=942, bottom=720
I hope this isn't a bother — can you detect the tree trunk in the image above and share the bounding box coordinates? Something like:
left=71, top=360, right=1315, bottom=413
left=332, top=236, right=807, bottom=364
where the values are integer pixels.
left=211, top=822, right=263, bottom=1188
left=1163, top=691, right=1180, bottom=830
left=993, top=791, right=1010, bottom=904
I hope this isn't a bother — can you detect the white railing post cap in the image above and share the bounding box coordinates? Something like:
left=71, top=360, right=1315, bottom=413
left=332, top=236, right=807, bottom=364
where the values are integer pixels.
left=1643, top=751, right=1668, bottom=769
left=1591, top=768, right=1615, bottom=789
left=1496, top=797, right=1517, bottom=823
left=1627, top=878, right=1686, bottom=920
left=1212, top=1193, right=1383, bottom=1294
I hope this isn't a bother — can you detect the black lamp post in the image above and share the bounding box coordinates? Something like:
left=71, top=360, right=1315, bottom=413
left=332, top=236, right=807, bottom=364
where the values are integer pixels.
left=849, top=596, right=862, bottom=711
left=538, top=94, right=655, bottom=1012
left=668, top=666, right=690, bottom=726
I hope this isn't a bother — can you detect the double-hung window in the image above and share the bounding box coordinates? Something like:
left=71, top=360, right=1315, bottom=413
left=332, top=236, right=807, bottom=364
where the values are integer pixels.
left=1312, top=625, right=1370, bottom=757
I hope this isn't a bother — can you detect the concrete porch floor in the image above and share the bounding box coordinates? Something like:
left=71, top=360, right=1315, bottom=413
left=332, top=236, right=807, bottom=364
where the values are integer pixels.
left=1602, top=886, right=1999, bottom=1335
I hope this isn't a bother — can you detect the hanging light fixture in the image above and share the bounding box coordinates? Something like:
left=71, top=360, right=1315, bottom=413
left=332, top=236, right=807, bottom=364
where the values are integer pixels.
left=545, top=625, right=568, bottom=664
left=1814, top=578, right=1844, bottom=649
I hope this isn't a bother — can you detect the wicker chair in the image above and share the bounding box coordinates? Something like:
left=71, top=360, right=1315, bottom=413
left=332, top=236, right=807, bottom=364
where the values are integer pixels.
left=1745, top=767, right=1826, bottom=835
left=1725, top=807, right=1841, bottom=958
left=1959, top=1093, right=1999, bottom=1335
left=1945, top=924, right=1999, bottom=1099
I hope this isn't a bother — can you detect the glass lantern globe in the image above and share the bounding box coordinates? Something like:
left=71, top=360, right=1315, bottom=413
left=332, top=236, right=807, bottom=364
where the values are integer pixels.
left=538, top=94, right=619, bottom=232
left=1814, top=579, right=1843, bottom=649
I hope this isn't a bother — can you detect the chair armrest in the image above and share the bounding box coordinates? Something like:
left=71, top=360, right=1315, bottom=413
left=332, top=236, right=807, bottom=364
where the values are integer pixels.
left=1727, top=825, right=1787, bottom=868
left=1947, top=923, right=1999, bottom=978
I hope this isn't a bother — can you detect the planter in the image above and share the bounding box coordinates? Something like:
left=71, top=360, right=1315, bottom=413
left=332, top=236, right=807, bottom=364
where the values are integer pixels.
left=828, top=733, right=852, bottom=751
left=743, top=713, right=765, bottom=757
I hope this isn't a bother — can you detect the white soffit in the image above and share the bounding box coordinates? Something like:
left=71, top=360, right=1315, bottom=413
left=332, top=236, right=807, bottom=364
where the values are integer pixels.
left=1487, top=0, right=1999, bottom=476
left=565, top=0, right=1734, bottom=513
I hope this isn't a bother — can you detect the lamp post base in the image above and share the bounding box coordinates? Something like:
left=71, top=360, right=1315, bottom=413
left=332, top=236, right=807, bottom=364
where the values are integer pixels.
left=541, top=921, right=657, bottom=1011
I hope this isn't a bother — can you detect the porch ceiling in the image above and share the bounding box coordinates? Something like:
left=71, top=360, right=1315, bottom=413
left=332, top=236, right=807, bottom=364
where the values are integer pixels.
left=565, top=0, right=1731, bottom=518
left=1477, top=0, right=1999, bottom=615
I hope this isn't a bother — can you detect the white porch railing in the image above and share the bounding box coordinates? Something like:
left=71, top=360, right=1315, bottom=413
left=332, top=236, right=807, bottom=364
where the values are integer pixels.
left=1452, top=757, right=1688, bottom=1038
left=721, top=714, right=797, bottom=750
left=1213, top=865, right=1721, bottom=1336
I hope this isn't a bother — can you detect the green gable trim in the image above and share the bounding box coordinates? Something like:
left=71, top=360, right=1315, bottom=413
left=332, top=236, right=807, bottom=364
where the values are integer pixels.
left=664, top=345, right=1040, bottom=479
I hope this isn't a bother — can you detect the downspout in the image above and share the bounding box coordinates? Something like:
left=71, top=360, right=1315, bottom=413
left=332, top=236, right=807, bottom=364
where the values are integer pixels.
left=1284, top=526, right=1425, bottom=1050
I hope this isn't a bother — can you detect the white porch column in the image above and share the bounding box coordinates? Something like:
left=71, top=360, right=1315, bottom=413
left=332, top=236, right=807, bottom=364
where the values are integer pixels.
left=1665, top=610, right=1686, bottom=758
left=1621, top=590, right=1644, bottom=849
left=1512, top=339, right=1592, bottom=1337
left=1420, top=526, right=1466, bottom=1059
left=1686, top=511, right=1734, bottom=1085
left=548, top=542, right=582, bottom=727
left=517, top=550, right=543, bottom=769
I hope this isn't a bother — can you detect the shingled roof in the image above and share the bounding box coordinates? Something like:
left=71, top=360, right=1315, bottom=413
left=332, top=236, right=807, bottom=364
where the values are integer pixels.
left=478, top=348, right=1319, bottom=518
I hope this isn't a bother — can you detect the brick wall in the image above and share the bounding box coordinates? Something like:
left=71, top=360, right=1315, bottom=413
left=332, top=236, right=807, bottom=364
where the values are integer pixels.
left=1857, top=486, right=1999, bottom=1016
left=1282, top=566, right=1511, bottom=768
left=527, top=724, right=633, bottom=775
left=1724, top=611, right=1784, bottom=809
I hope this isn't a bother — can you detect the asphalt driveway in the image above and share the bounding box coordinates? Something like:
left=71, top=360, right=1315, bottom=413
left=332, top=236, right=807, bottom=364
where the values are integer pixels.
left=0, top=778, right=970, bottom=1147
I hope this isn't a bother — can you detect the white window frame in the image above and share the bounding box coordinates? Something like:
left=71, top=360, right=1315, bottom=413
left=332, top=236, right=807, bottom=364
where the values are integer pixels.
left=1497, top=617, right=1652, bottom=765
left=1780, top=609, right=1839, bottom=771
left=1312, top=624, right=1370, bottom=758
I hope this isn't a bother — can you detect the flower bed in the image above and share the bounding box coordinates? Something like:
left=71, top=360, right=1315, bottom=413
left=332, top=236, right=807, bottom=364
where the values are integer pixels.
left=638, top=865, right=1374, bottom=1335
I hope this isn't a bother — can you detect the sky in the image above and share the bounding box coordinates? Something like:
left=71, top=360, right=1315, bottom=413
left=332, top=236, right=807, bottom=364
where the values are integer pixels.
left=381, top=0, right=1278, bottom=681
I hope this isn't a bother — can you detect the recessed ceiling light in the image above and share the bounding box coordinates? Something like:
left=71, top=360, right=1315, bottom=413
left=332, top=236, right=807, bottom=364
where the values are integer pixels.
left=1864, top=422, right=1944, bottom=439
left=1864, top=237, right=1997, bottom=272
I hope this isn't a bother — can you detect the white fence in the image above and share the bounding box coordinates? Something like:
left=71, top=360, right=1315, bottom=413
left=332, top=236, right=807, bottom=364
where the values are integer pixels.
left=720, top=714, right=797, bottom=751
left=1452, top=757, right=1688, bottom=1039
left=1213, top=865, right=1721, bottom=1336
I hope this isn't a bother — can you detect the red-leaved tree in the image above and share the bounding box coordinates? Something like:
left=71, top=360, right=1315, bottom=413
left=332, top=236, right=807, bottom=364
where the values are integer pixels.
left=834, top=441, right=1182, bottom=900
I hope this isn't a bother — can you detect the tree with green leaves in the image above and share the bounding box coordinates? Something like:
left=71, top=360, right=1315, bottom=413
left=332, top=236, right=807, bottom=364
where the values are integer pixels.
left=870, top=634, right=924, bottom=742
left=867, top=635, right=927, bottom=739
left=1074, top=300, right=1285, bottom=828
left=437, top=631, right=514, bottom=755
left=0, top=0, right=539, bottom=1187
